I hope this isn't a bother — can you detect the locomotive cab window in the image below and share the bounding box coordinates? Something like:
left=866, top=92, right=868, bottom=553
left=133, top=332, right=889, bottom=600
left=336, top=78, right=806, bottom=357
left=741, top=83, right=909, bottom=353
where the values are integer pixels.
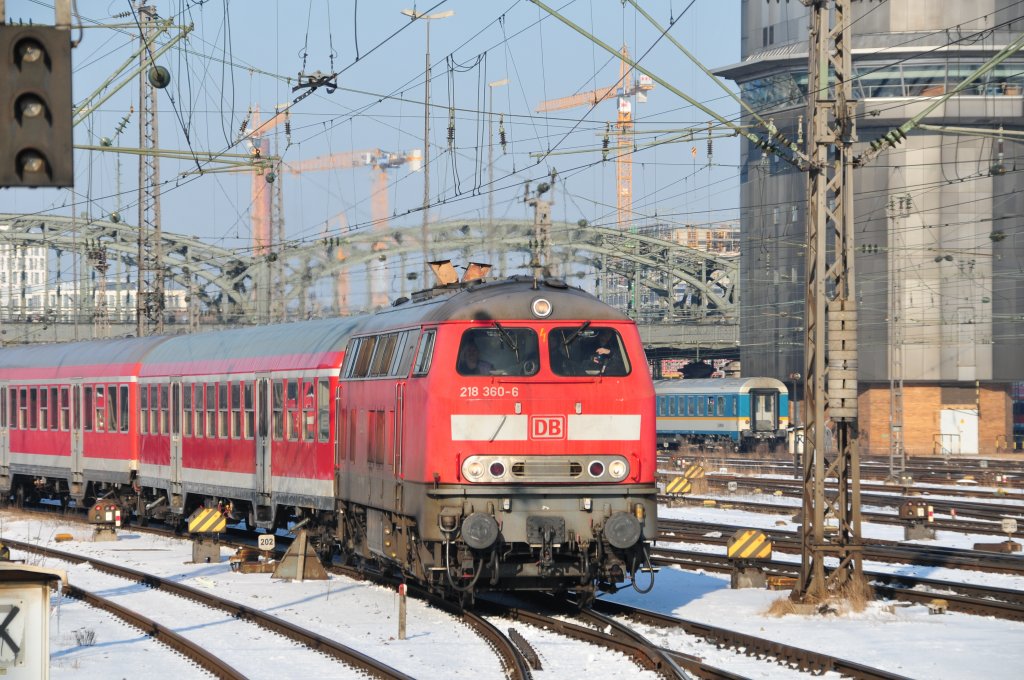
left=458, top=327, right=539, bottom=376
left=548, top=326, right=630, bottom=376
left=412, top=330, right=436, bottom=376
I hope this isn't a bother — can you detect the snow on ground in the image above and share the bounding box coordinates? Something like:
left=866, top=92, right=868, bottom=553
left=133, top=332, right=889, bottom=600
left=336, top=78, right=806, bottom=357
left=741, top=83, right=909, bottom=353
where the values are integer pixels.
left=3, top=499, right=1024, bottom=679
left=0, top=514, right=656, bottom=680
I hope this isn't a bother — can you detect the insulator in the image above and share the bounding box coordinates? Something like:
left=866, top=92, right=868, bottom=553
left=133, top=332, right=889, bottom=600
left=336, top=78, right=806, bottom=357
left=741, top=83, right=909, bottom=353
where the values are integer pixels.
left=498, top=114, right=507, bottom=153
left=239, top=111, right=251, bottom=136
left=447, top=108, right=455, bottom=149
left=602, top=124, right=611, bottom=160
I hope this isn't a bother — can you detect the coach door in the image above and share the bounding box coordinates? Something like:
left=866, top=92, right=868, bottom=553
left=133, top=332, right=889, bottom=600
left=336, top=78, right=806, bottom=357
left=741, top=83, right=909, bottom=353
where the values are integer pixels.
left=169, top=379, right=183, bottom=497
left=0, top=383, right=9, bottom=481
left=751, top=390, right=778, bottom=434
left=70, top=380, right=84, bottom=491
left=393, top=381, right=405, bottom=511
left=334, top=385, right=344, bottom=498
left=255, top=374, right=272, bottom=503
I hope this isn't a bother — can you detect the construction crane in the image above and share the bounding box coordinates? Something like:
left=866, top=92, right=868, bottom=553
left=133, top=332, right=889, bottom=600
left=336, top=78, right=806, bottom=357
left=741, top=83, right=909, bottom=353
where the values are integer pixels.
left=536, top=44, right=654, bottom=231
left=284, top=149, right=422, bottom=311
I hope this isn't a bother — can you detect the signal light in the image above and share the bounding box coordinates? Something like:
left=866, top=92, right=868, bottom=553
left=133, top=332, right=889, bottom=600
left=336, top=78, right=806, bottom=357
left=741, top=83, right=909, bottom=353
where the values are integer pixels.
left=0, top=24, right=73, bottom=187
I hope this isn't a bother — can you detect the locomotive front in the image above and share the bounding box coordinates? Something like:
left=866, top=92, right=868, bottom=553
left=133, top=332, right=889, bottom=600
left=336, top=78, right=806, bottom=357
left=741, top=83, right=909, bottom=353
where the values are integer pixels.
left=406, top=280, right=657, bottom=600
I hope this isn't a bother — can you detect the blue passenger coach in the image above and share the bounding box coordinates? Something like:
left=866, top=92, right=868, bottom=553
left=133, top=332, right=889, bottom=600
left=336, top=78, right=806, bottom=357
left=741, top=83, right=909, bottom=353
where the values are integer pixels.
left=654, top=377, right=789, bottom=452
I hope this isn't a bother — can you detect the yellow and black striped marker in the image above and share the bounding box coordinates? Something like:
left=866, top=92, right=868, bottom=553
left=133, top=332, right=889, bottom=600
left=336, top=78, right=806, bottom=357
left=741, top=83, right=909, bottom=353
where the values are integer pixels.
left=727, top=529, right=772, bottom=560
left=188, top=507, right=227, bottom=534
left=683, top=464, right=705, bottom=480
left=664, top=476, right=692, bottom=495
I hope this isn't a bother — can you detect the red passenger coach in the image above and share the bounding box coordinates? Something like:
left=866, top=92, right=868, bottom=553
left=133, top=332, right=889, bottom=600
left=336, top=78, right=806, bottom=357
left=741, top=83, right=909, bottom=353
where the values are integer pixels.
left=0, top=275, right=658, bottom=600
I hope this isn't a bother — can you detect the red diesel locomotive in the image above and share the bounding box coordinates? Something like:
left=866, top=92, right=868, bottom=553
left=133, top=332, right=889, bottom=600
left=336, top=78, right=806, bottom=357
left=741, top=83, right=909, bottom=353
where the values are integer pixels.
left=0, top=275, right=657, bottom=599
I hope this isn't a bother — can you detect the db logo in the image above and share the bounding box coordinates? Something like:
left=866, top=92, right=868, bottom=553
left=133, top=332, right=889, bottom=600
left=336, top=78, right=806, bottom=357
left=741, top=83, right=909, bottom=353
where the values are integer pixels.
left=530, top=415, right=566, bottom=440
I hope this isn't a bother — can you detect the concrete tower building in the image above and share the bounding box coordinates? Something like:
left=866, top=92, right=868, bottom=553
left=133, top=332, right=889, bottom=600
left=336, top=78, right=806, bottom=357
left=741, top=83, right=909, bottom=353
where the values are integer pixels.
left=718, top=1, right=1024, bottom=455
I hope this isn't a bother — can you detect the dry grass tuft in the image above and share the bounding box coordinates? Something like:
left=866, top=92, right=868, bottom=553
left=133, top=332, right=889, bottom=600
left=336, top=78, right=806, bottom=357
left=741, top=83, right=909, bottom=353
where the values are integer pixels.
left=766, top=596, right=799, bottom=617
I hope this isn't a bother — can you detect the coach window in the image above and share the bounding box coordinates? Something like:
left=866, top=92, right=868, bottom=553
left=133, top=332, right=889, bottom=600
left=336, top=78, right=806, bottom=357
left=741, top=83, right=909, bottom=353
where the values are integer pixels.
left=119, top=385, right=129, bottom=432
left=27, top=387, right=37, bottom=429
left=717, top=396, right=725, bottom=417
left=285, top=380, right=299, bottom=441
left=9, top=389, right=17, bottom=429
left=244, top=382, right=254, bottom=439
left=157, top=385, right=167, bottom=435
left=205, top=384, right=216, bottom=437
left=317, top=379, right=329, bottom=442
left=707, top=396, right=715, bottom=416
left=149, top=385, right=159, bottom=435
left=302, top=380, right=316, bottom=441
left=412, top=330, right=436, bottom=376
left=83, top=387, right=93, bottom=431
left=0, top=387, right=6, bottom=428
left=37, top=388, right=47, bottom=430
left=49, top=387, right=59, bottom=430
left=272, top=381, right=284, bottom=440
left=60, top=387, right=69, bottom=431
left=140, top=384, right=148, bottom=435
left=195, top=384, right=205, bottom=437
left=656, top=396, right=665, bottom=416
left=182, top=384, right=192, bottom=437
left=218, top=383, right=228, bottom=438
left=231, top=382, right=241, bottom=439
left=106, top=385, right=118, bottom=432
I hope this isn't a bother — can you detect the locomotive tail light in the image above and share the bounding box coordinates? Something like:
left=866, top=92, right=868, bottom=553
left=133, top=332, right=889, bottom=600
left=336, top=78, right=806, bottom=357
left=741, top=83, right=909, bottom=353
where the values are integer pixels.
left=489, top=461, right=507, bottom=478
left=588, top=460, right=605, bottom=478
left=608, top=459, right=628, bottom=480
left=531, top=297, right=553, bottom=318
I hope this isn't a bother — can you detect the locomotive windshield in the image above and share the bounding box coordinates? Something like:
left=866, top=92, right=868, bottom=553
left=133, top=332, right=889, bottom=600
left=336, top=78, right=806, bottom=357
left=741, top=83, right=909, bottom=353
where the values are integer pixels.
left=548, top=326, right=630, bottom=376
left=457, top=328, right=539, bottom=376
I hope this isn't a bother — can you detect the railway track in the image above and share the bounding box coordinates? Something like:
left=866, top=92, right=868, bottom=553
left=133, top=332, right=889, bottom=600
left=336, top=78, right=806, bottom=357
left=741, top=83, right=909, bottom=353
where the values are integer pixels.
left=659, top=518, right=1024, bottom=576
left=2, top=537, right=415, bottom=679
left=62, top=582, right=244, bottom=679
left=650, top=545, right=1024, bottom=622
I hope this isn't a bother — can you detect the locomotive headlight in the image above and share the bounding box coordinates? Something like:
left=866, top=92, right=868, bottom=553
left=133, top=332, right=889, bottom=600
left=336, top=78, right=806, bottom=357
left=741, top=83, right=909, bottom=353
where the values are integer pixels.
left=531, top=297, right=553, bottom=318
left=465, top=460, right=485, bottom=481
left=608, top=459, right=628, bottom=480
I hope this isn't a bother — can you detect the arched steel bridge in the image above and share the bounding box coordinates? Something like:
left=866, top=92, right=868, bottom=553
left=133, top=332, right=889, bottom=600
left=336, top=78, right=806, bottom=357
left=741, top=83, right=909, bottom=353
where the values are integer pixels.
left=0, top=213, right=738, bottom=350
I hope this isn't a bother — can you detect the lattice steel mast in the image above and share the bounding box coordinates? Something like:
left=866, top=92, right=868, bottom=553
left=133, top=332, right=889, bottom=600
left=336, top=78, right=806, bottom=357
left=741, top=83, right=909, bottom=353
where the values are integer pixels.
left=136, top=2, right=164, bottom=336
left=795, top=0, right=863, bottom=601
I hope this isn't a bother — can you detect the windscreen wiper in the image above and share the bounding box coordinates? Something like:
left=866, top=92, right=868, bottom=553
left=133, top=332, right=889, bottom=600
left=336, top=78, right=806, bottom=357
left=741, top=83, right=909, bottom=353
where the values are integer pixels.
left=562, top=321, right=591, bottom=347
left=493, top=320, right=519, bottom=359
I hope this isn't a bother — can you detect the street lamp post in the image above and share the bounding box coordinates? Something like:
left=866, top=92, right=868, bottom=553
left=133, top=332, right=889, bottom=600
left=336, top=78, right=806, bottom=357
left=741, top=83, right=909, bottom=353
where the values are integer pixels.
left=401, top=8, right=454, bottom=285
left=488, top=77, right=508, bottom=273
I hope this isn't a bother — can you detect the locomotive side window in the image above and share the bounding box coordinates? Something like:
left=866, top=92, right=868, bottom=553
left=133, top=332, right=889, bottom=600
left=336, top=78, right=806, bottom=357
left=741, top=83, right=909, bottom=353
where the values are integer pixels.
left=272, top=381, right=284, bottom=440
left=317, top=379, right=330, bottom=442
left=244, top=382, right=255, bottom=439
left=412, top=330, right=435, bottom=376
left=393, top=330, right=417, bottom=376
left=370, top=334, right=398, bottom=377
left=83, top=387, right=93, bottom=431
left=351, top=338, right=377, bottom=378
left=183, top=383, right=193, bottom=437
left=548, top=326, right=629, bottom=376
left=458, top=327, right=539, bottom=376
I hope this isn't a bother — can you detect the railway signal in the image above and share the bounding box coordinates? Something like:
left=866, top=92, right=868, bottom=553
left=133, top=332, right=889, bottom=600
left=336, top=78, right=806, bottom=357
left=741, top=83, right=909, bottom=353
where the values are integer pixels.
left=0, top=23, right=73, bottom=187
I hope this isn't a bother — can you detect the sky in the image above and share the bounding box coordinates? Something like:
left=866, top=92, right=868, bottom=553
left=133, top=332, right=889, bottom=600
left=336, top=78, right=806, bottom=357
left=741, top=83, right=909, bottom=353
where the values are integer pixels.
left=3, top=493, right=1024, bottom=679
left=2, top=0, right=744, bottom=290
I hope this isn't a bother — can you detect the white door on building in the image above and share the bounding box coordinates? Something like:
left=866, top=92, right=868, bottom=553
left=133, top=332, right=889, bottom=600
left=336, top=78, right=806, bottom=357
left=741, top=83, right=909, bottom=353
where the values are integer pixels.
left=940, top=409, right=978, bottom=455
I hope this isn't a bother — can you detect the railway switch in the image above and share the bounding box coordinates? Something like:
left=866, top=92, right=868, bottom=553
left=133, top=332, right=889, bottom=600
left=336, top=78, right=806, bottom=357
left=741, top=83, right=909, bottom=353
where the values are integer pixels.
left=899, top=501, right=935, bottom=540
